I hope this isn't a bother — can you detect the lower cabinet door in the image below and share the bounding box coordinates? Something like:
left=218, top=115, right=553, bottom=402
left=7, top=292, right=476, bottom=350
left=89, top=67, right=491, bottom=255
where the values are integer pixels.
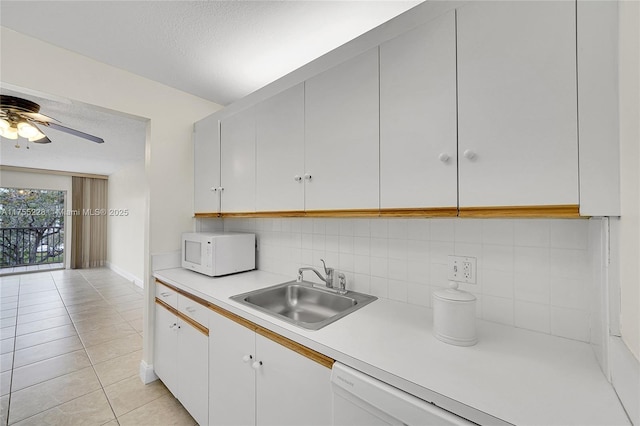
left=209, top=312, right=256, bottom=426
left=255, top=334, right=332, bottom=426
left=178, top=319, right=209, bottom=426
left=154, top=303, right=178, bottom=395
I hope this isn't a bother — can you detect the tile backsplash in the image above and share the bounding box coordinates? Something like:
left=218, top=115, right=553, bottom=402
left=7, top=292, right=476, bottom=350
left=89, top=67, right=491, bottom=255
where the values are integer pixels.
left=201, top=217, right=601, bottom=343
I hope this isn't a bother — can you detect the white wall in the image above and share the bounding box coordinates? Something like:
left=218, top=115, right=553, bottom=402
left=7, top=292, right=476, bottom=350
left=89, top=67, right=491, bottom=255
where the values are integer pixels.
left=617, top=0, right=640, bottom=361
left=107, top=161, right=146, bottom=287
left=0, top=170, right=73, bottom=270
left=222, top=217, right=596, bottom=343
left=0, top=27, right=222, bottom=375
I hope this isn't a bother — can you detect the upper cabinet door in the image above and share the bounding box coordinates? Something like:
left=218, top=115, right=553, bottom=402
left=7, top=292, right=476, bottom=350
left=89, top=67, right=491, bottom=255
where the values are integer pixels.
left=220, top=108, right=256, bottom=213
left=457, top=1, right=578, bottom=208
left=194, top=115, right=220, bottom=213
left=379, top=10, right=457, bottom=210
left=304, top=48, right=380, bottom=211
left=256, top=84, right=305, bottom=212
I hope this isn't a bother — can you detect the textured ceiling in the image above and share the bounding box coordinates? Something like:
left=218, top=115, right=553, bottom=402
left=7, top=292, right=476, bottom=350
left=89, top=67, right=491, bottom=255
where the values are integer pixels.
left=0, top=1, right=421, bottom=106
left=0, top=1, right=420, bottom=175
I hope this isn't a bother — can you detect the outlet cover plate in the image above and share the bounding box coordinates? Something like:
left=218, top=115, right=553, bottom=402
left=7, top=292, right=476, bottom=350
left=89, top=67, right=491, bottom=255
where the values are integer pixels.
left=447, top=255, right=477, bottom=284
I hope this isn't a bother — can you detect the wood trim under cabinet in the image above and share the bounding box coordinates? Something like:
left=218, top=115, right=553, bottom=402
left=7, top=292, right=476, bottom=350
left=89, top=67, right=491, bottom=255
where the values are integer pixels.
left=155, top=298, right=210, bottom=336
left=194, top=212, right=221, bottom=218
left=197, top=205, right=583, bottom=219
left=379, top=207, right=458, bottom=217
left=303, top=209, right=381, bottom=218
left=458, top=204, right=582, bottom=218
left=207, top=300, right=335, bottom=369
left=221, top=211, right=306, bottom=218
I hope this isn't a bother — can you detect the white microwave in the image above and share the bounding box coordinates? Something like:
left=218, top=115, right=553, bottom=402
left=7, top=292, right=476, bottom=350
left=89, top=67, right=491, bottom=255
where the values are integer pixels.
left=181, top=232, right=255, bottom=277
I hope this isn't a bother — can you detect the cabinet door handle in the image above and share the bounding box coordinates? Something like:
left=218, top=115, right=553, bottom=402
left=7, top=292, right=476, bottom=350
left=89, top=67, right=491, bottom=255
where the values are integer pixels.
left=242, top=355, right=253, bottom=363
left=219, top=187, right=225, bottom=191
left=294, top=175, right=302, bottom=182
left=186, top=306, right=197, bottom=313
left=438, top=153, right=450, bottom=163
left=252, top=361, right=263, bottom=370
left=211, top=187, right=217, bottom=192
left=304, top=174, right=312, bottom=181
left=463, top=149, right=477, bottom=161
left=160, top=292, right=171, bottom=297
left=169, top=323, right=178, bottom=330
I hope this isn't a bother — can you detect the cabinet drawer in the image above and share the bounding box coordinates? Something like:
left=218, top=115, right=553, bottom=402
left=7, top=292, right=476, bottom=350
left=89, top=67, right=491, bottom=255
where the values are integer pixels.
left=178, top=294, right=208, bottom=328
left=156, top=282, right=178, bottom=308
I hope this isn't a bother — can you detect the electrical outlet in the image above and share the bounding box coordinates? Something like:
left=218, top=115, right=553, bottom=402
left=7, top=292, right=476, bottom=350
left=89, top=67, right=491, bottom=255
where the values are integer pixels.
left=447, top=255, right=477, bottom=284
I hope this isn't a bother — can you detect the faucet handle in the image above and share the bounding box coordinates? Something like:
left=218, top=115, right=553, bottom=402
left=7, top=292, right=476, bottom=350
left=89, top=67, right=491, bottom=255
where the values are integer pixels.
left=320, top=258, right=331, bottom=274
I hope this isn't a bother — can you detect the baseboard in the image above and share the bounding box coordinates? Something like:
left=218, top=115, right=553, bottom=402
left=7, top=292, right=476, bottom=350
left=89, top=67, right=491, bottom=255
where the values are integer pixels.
left=139, top=360, right=158, bottom=384
left=106, top=262, right=143, bottom=289
left=610, top=336, right=639, bottom=424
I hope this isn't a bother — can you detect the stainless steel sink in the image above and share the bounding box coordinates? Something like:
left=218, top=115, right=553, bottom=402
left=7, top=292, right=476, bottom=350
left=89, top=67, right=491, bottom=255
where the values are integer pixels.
left=230, top=281, right=377, bottom=330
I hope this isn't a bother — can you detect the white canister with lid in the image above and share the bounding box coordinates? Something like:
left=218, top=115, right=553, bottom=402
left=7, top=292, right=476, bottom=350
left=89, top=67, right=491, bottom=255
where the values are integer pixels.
left=432, top=281, right=477, bottom=346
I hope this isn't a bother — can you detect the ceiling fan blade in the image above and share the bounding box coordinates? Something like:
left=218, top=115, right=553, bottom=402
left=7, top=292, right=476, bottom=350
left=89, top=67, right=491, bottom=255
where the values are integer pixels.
left=22, top=111, right=59, bottom=123
left=46, top=122, right=104, bottom=144
left=31, top=136, right=52, bottom=144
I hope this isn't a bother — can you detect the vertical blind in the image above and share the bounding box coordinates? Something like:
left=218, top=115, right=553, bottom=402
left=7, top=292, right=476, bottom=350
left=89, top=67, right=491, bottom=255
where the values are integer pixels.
left=71, top=177, right=108, bottom=269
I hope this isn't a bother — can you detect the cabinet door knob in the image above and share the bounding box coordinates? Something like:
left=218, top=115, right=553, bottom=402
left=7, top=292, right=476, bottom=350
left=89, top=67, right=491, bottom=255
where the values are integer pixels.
left=252, top=361, right=263, bottom=370
left=463, top=149, right=477, bottom=161
left=438, top=153, right=450, bottom=163
left=211, top=187, right=217, bottom=192
left=219, top=187, right=225, bottom=191
left=304, top=174, right=312, bottom=181
left=242, top=355, right=253, bottom=363
left=294, top=175, right=302, bottom=182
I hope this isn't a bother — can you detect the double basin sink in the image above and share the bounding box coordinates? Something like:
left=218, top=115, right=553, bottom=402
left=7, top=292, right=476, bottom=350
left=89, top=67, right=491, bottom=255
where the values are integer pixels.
left=231, top=280, right=377, bottom=330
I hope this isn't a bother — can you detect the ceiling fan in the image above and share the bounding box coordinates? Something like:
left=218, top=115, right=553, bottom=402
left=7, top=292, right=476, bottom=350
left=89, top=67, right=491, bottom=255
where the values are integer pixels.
left=0, top=95, right=104, bottom=146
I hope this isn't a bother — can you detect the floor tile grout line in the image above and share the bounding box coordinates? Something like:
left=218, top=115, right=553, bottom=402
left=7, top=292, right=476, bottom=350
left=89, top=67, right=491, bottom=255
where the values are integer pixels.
left=54, top=271, right=134, bottom=425
left=7, top=387, right=106, bottom=425
left=5, top=273, right=106, bottom=425
left=3, top=271, right=24, bottom=426
left=4, top=269, right=147, bottom=426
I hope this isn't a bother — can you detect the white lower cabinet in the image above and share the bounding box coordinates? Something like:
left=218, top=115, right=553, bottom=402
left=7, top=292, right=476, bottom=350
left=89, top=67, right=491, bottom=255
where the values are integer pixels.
left=209, top=310, right=332, bottom=426
left=154, top=295, right=209, bottom=426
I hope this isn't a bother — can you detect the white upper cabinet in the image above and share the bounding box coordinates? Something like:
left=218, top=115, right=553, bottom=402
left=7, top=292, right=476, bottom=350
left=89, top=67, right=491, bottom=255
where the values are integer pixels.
left=220, top=107, right=256, bottom=213
left=457, top=1, right=579, bottom=208
left=194, top=115, right=220, bottom=213
left=379, top=10, right=457, bottom=210
left=256, top=84, right=305, bottom=212
left=304, top=48, right=380, bottom=211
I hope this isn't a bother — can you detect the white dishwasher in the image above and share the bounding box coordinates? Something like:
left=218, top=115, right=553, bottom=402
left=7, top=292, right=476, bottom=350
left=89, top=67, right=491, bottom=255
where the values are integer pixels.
left=331, top=363, right=474, bottom=426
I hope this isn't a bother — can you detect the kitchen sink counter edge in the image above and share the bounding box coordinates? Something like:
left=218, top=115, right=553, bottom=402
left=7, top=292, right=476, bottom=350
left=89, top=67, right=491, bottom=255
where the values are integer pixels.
left=153, top=268, right=629, bottom=426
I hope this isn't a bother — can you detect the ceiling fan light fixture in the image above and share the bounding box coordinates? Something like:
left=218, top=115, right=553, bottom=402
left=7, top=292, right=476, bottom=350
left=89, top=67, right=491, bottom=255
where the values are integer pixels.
left=28, top=129, right=47, bottom=142
left=17, top=121, right=39, bottom=138
left=0, top=124, right=18, bottom=140
left=0, top=118, right=10, bottom=130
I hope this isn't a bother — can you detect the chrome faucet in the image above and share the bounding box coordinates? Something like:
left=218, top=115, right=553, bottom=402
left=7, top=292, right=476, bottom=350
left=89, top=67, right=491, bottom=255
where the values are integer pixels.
left=298, top=259, right=335, bottom=289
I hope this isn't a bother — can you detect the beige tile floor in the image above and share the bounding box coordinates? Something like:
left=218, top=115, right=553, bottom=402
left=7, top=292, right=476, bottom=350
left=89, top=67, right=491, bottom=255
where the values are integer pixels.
left=0, top=268, right=197, bottom=426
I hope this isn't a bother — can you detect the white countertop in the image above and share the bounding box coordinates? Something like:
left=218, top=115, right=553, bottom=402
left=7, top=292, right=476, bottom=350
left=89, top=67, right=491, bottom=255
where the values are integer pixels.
left=154, top=268, right=629, bottom=426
